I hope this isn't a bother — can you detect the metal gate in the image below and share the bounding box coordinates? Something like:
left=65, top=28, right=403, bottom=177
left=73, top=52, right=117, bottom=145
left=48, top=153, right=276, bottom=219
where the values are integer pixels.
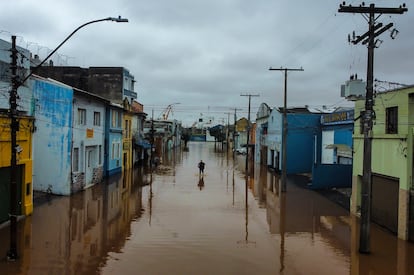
left=409, top=190, right=414, bottom=241
left=371, top=174, right=399, bottom=234
left=0, top=166, right=23, bottom=223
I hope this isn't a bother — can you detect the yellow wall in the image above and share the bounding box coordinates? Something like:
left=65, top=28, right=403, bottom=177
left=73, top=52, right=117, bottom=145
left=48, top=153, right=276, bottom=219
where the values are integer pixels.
left=0, top=115, right=34, bottom=216
left=122, top=112, right=133, bottom=171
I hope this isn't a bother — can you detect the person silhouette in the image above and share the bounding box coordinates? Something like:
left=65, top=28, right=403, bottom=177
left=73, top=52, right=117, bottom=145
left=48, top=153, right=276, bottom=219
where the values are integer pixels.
left=198, top=160, right=205, bottom=176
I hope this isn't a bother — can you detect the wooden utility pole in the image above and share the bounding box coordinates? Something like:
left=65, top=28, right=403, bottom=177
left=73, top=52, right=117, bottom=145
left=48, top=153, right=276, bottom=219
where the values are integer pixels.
left=240, top=94, right=259, bottom=177
left=339, top=2, right=407, bottom=254
left=7, top=35, right=19, bottom=261
left=269, top=67, right=303, bottom=192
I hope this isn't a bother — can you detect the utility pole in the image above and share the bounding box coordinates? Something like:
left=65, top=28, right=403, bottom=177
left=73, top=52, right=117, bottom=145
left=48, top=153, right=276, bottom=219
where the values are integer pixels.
left=269, top=67, right=303, bottom=192
left=230, top=107, right=242, bottom=158
left=225, top=112, right=231, bottom=151
left=7, top=35, right=19, bottom=261
left=150, top=109, right=155, bottom=168
left=240, top=94, right=259, bottom=177
left=339, top=2, right=407, bottom=254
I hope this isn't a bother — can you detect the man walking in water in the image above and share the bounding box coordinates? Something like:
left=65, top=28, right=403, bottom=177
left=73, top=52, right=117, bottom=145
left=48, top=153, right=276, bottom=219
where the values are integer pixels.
left=198, top=160, right=205, bottom=177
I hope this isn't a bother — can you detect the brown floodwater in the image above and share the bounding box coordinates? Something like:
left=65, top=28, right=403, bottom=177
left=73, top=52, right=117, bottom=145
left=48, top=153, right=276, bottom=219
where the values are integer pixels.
left=1, top=142, right=414, bottom=274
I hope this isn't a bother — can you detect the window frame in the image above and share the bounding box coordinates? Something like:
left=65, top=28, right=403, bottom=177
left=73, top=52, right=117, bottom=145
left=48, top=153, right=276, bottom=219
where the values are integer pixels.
left=78, top=108, right=86, bottom=125
left=386, top=106, right=398, bottom=134
left=93, top=111, right=101, bottom=126
left=73, top=148, right=79, bottom=172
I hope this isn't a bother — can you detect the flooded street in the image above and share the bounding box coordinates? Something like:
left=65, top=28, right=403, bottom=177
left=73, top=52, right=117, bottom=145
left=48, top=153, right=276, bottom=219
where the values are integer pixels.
left=1, top=142, right=414, bottom=274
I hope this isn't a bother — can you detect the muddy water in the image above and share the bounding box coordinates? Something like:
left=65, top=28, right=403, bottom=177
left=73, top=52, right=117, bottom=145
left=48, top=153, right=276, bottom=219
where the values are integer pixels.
left=1, top=142, right=414, bottom=274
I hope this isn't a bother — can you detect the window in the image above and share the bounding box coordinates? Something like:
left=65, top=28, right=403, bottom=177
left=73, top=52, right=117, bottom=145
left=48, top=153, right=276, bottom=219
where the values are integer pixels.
left=98, top=145, right=102, bottom=164
left=94, top=112, right=101, bottom=126
left=112, top=110, right=117, bottom=128
left=73, top=148, right=79, bottom=172
left=117, top=112, right=122, bottom=128
left=26, top=183, right=31, bottom=196
left=78, top=108, right=86, bottom=125
left=386, top=106, right=398, bottom=134
left=112, top=143, right=115, bottom=159
left=87, top=150, right=93, bottom=168
left=112, top=142, right=121, bottom=159
left=125, top=119, right=129, bottom=138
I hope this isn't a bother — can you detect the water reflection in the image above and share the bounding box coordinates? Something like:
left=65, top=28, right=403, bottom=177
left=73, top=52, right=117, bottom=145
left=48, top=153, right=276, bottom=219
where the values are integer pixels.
left=197, top=177, right=205, bottom=190
left=0, top=167, right=149, bottom=275
left=252, top=163, right=414, bottom=275
left=237, top=176, right=256, bottom=247
left=2, top=142, right=414, bottom=274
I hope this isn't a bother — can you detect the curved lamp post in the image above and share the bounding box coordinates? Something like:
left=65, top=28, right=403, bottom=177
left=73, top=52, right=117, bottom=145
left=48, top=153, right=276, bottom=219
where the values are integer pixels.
left=20, top=16, right=128, bottom=85
left=7, top=16, right=128, bottom=261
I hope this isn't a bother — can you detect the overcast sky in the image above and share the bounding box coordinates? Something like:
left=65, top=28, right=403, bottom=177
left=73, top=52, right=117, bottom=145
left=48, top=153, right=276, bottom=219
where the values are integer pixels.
left=1, top=0, right=412, bottom=126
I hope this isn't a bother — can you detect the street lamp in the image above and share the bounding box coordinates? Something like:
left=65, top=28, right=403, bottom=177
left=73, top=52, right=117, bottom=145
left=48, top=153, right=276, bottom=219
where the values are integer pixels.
left=20, top=16, right=128, bottom=85
left=7, top=16, right=128, bottom=261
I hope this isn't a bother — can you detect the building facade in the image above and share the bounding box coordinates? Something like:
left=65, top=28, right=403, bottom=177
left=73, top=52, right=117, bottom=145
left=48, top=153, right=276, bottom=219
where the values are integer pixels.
left=105, top=104, right=123, bottom=176
left=266, top=107, right=320, bottom=174
left=0, top=39, right=34, bottom=223
left=72, top=89, right=107, bottom=191
left=122, top=99, right=133, bottom=171
left=32, top=77, right=73, bottom=195
left=0, top=115, right=34, bottom=223
left=255, top=103, right=271, bottom=165
left=311, top=109, right=354, bottom=189
left=32, top=76, right=108, bottom=195
left=352, top=86, right=414, bottom=241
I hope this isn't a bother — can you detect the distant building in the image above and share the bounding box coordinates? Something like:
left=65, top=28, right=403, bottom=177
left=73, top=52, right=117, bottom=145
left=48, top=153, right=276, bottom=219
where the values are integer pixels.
left=266, top=107, right=320, bottom=174
left=255, top=103, right=271, bottom=165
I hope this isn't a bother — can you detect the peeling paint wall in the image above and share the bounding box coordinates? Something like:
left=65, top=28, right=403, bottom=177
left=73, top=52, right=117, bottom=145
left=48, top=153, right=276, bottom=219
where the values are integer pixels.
left=32, top=79, right=73, bottom=195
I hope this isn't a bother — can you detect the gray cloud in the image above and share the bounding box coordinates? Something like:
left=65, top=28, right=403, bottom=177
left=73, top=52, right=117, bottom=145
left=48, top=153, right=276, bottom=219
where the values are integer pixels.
left=1, top=0, right=412, bottom=125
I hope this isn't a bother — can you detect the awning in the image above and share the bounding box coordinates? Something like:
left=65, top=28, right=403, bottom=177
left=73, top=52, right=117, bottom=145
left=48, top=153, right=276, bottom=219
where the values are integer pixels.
left=325, top=144, right=353, bottom=158
left=135, top=140, right=152, bottom=149
left=325, top=144, right=352, bottom=152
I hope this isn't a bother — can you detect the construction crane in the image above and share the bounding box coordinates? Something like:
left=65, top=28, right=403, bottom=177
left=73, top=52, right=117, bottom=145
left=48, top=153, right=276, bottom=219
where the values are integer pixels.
left=158, top=103, right=180, bottom=120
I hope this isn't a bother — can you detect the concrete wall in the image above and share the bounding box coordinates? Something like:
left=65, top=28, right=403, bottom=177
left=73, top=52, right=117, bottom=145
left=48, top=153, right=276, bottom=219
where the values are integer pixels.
left=32, top=78, right=73, bottom=195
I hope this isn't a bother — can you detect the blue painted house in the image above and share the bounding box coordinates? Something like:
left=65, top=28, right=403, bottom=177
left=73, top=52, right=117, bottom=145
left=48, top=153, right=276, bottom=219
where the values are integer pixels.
left=310, top=109, right=354, bottom=189
left=267, top=107, right=320, bottom=174
left=105, top=103, right=123, bottom=176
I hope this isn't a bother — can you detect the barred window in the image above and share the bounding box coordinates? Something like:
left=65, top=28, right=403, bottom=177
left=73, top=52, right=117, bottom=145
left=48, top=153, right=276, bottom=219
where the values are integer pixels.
left=386, top=107, right=398, bottom=134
